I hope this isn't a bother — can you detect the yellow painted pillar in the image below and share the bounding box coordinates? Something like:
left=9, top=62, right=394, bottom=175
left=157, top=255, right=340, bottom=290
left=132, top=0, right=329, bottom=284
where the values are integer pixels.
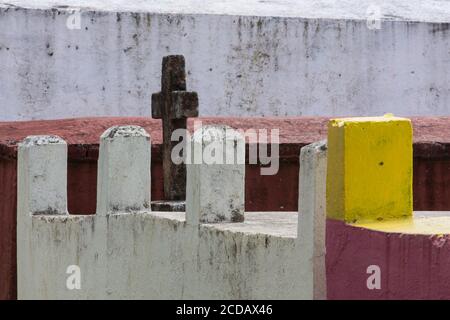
left=326, top=115, right=413, bottom=223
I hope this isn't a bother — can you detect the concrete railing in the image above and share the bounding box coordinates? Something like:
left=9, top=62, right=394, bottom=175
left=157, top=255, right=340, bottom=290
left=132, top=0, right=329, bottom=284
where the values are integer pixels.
left=17, top=124, right=326, bottom=299
left=15, top=115, right=450, bottom=299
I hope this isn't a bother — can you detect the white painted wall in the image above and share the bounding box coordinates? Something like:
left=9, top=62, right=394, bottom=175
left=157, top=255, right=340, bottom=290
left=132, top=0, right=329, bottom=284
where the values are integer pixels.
left=1, top=1, right=449, bottom=120
left=17, top=125, right=327, bottom=299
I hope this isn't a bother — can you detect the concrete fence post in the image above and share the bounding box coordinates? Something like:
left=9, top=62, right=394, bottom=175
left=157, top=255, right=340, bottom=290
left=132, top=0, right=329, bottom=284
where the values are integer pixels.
left=298, top=140, right=327, bottom=300
left=17, top=135, right=68, bottom=298
left=17, top=135, right=68, bottom=216
left=186, top=125, right=245, bottom=225
left=96, top=125, right=151, bottom=215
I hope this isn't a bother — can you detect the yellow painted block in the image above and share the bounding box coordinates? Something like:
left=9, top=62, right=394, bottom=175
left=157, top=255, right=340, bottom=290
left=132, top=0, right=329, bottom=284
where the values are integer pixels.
left=326, top=115, right=413, bottom=223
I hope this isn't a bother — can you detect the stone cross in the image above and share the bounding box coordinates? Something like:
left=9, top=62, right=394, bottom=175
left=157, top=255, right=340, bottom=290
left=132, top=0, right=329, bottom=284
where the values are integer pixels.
left=151, top=55, right=198, bottom=208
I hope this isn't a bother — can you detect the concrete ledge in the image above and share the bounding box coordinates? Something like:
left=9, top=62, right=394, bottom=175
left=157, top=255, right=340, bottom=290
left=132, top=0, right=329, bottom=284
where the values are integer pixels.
left=1, top=0, right=449, bottom=22
left=354, top=211, right=450, bottom=235
left=19, top=210, right=304, bottom=299
left=152, top=212, right=299, bottom=244
left=2, top=117, right=450, bottom=159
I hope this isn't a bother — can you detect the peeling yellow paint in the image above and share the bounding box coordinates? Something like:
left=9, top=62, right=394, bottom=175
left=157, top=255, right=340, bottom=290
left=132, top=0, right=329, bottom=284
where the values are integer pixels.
left=326, top=115, right=413, bottom=223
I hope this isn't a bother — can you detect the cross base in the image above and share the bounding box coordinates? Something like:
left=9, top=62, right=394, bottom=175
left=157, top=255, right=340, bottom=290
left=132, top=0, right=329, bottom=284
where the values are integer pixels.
left=151, top=200, right=185, bottom=212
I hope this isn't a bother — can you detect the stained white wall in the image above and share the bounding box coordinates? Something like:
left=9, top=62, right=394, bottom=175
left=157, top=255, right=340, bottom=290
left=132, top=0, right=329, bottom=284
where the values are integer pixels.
left=1, top=1, right=449, bottom=121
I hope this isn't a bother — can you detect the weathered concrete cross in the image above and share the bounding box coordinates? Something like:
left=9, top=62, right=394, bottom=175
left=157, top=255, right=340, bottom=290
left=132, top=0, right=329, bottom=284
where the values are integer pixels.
left=151, top=55, right=198, bottom=210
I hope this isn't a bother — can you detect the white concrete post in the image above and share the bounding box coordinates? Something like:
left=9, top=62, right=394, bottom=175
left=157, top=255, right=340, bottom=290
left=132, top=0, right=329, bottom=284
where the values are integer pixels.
left=96, top=125, right=151, bottom=215
left=298, top=140, right=327, bottom=300
left=17, top=135, right=68, bottom=215
left=186, top=125, right=245, bottom=224
left=17, top=135, right=68, bottom=298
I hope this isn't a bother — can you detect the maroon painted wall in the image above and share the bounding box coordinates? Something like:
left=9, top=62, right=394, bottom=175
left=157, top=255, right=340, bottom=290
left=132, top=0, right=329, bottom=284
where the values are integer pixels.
left=1, top=117, right=450, bottom=299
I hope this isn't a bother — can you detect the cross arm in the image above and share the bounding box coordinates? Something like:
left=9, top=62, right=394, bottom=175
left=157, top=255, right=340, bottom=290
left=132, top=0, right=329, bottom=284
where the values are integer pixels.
left=170, top=91, right=199, bottom=119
